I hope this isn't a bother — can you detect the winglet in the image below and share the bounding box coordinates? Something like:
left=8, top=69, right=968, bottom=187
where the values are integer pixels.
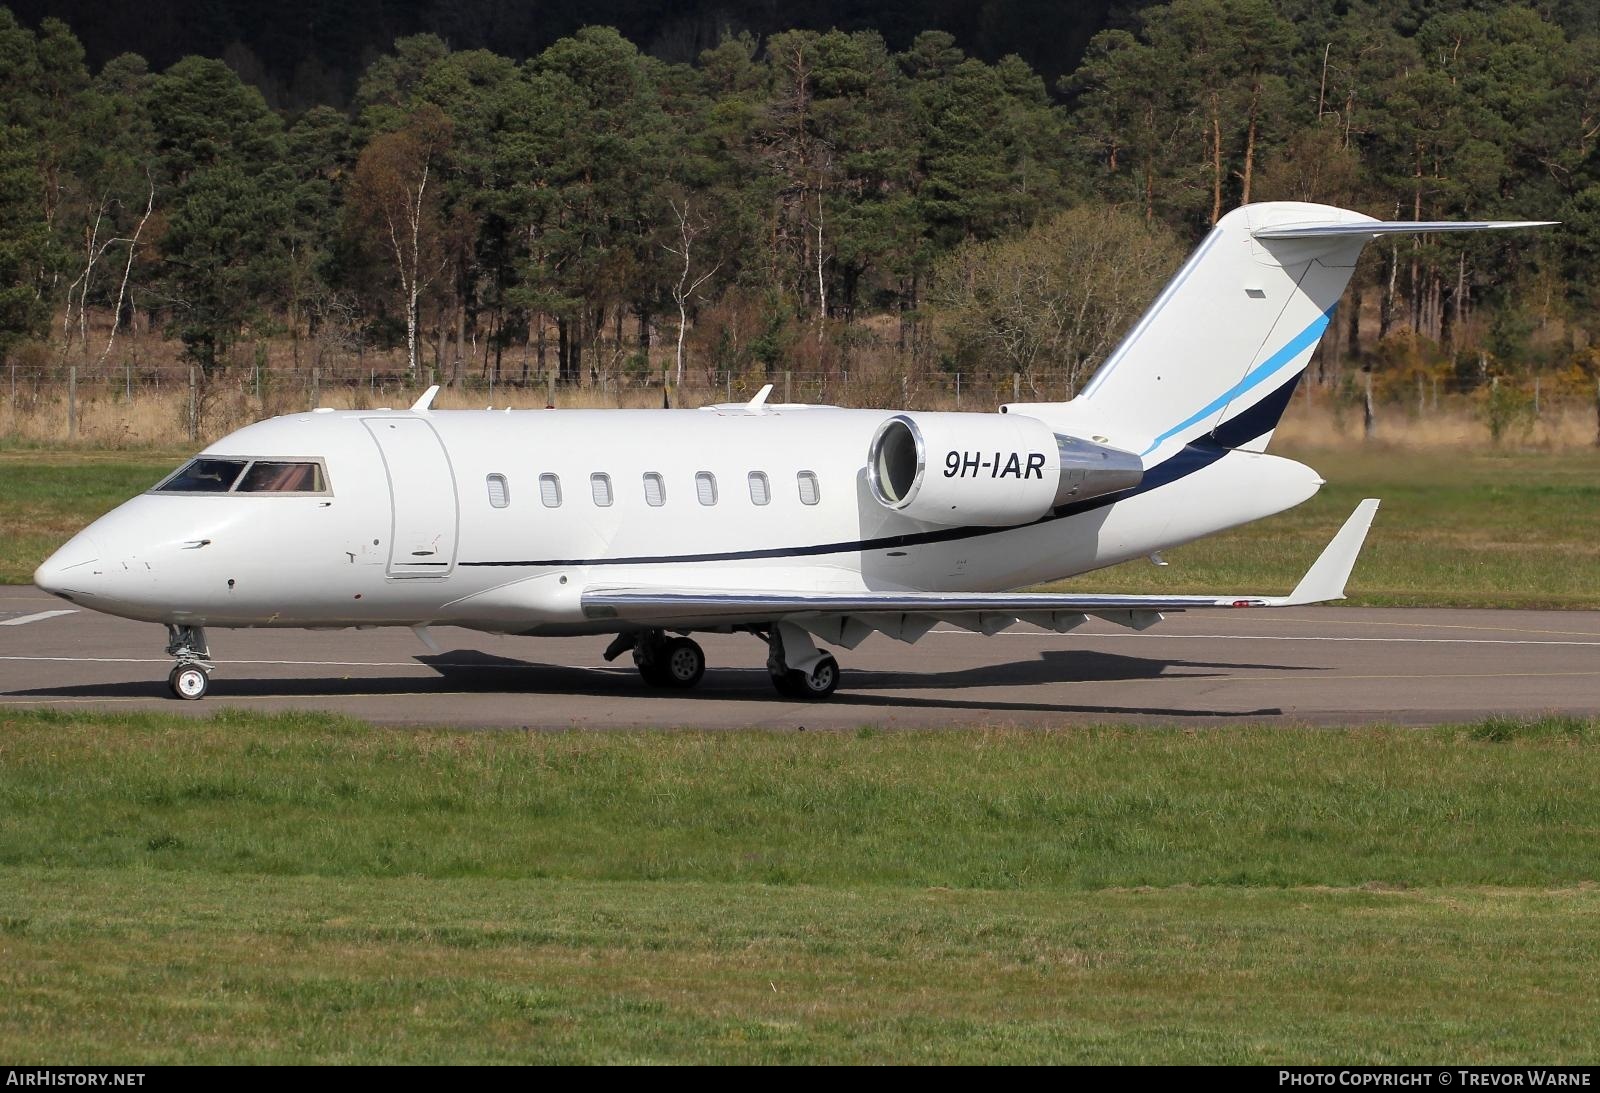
left=1282, top=499, right=1380, bottom=606
left=411, top=385, right=440, bottom=412
left=746, top=383, right=774, bottom=412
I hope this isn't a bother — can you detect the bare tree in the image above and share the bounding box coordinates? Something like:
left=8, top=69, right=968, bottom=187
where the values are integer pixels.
left=98, top=176, right=155, bottom=368
left=347, top=107, right=453, bottom=377
left=58, top=174, right=158, bottom=368
left=929, top=204, right=1183, bottom=391
left=662, top=197, right=720, bottom=386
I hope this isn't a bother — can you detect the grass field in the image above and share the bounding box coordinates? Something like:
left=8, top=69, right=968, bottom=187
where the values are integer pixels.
left=2, top=709, right=1598, bottom=1063
left=4, top=445, right=1597, bottom=608
left=1046, top=446, right=1600, bottom=608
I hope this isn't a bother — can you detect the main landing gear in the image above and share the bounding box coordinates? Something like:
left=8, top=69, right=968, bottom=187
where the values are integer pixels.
left=602, top=624, right=842, bottom=700
left=605, top=630, right=706, bottom=690
left=763, top=623, right=840, bottom=700
left=164, top=624, right=212, bottom=701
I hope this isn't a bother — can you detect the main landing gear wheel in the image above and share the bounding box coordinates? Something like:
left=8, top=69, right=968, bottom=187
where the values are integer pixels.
left=770, top=654, right=840, bottom=701
left=633, top=633, right=706, bottom=690
left=168, top=663, right=210, bottom=700
left=659, top=636, right=706, bottom=689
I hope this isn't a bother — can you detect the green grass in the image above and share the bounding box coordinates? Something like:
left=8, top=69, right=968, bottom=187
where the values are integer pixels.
left=0, top=450, right=181, bottom=586
left=1048, top=446, right=1600, bottom=608
left=4, top=446, right=1597, bottom=606
left=3, top=709, right=1599, bottom=1062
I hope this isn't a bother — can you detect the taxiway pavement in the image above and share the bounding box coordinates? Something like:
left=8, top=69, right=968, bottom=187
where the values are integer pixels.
left=1, top=585, right=1596, bottom=729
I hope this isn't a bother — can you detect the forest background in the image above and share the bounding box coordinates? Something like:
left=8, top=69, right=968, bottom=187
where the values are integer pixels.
left=4, top=0, right=1600, bottom=445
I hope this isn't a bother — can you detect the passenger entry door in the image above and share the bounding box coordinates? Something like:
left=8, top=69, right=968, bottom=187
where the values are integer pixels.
left=363, top=418, right=459, bottom=577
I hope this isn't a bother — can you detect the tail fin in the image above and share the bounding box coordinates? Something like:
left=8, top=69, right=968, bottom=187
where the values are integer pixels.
left=1071, top=202, right=1554, bottom=458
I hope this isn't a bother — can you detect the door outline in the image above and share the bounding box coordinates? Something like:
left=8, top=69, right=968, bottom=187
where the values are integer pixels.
left=363, top=417, right=460, bottom=578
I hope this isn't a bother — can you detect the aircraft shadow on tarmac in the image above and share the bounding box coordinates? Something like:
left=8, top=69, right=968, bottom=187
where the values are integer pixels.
left=11, top=647, right=1319, bottom=719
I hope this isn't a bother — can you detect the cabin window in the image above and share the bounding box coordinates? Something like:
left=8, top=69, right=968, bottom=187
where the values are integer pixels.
left=485, top=474, right=510, bottom=508
left=154, top=458, right=248, bottom=493
left=797, top=470, right=820, bottom=506
left=591, top=473, right=614, bottom=507
left=748, top=471, right=770, bottom=506
left=695, top=471, right=718, bottom=506
left=539, top=473, right=562, bottom=508
left=643, top=472, right=665, bottom=507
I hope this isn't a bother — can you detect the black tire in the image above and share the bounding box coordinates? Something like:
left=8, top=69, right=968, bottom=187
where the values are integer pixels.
left=658, top=637, right=706, bottom=689
left=168, top=663, right=209, bottom=700
left=785, top=655, right=840, bottom=701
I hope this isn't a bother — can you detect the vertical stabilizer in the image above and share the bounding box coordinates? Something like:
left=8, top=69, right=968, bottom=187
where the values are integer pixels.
left=1064, top=203, right=1554, bottom=460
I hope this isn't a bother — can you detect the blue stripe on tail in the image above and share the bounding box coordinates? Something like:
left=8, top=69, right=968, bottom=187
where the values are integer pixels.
left=1139, top=303, right=1336, bottom=456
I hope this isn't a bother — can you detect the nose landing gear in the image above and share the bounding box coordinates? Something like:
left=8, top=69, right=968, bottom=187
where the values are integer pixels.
left=165, top=624, right=213, bottom=701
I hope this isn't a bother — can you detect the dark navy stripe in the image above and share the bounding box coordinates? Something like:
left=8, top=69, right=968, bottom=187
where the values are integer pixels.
left=458, top=442, right=1231, bottom=569
left=1209, top=373, right=1301, bottom=449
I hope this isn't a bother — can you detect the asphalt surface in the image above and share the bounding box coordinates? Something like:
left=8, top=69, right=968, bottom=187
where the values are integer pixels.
left=0, top=585, right=1596, bottom=729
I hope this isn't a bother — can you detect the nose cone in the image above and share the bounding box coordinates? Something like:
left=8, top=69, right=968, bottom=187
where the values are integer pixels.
left=34, top=533, right=100, bottom=598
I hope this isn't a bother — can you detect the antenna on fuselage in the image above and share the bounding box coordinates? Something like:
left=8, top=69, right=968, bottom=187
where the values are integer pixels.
left=410, top=385, right=440, bottom=412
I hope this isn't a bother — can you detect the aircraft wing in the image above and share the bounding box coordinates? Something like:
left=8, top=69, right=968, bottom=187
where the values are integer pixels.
left=580, top=499, right=1380, bottom=643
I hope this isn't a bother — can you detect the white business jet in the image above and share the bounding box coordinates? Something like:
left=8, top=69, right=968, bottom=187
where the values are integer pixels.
left=34, top=202, right=1551, bottom=700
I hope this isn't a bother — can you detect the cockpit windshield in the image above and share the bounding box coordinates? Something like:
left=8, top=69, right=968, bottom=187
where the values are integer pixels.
left=154, top=458, right=328, bottom=494
left=237, top=461, right=325, bottom=492
left=155, top=458, right=248, bottom=492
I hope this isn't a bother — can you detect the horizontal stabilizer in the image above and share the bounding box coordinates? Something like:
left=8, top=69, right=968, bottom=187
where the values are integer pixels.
left=1253, top=220, right=1556, bottom=240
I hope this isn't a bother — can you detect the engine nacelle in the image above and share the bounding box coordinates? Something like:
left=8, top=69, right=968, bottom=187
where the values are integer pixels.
left=867, top=412, right=1142, bottom=526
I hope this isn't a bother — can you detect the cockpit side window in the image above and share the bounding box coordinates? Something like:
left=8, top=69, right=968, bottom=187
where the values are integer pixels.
left=236, top=461, right=326, bottom=493
left=154, top=458, right=248, bottom=493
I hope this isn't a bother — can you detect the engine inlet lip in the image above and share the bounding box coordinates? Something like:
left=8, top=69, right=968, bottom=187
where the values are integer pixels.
left=867, top=414, right=926, bottom=509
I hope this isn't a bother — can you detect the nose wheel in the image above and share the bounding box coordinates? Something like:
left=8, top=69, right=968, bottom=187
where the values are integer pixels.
left=168, top=663, right=211, bottom=700
left=164, top=624, right=213, bottom=700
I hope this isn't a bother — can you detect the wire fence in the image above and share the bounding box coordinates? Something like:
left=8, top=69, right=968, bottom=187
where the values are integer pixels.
left=4, top=361, right=1598, bottom=447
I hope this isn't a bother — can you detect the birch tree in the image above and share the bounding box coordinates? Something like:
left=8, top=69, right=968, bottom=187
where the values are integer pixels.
left=347, top=106, right=453, bottom=377
left=663, top=197, right=720, bottom=385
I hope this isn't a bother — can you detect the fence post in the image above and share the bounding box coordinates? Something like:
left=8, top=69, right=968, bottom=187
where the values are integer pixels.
left=1362, top=370, right=1375, bottom=440
left=1533, top=376, right=1541, bottom=418
left=187, top=365, right=197, bottom=443
left=784, top=369, right=791, bottom=403
left=311, top=366, right=320, bottom=410
left=955, top=372, right=961, bottom=409
left=124, top=361, right=131, bottom=401
left=726, top=372, right=732, bottom=402
left=547, top=371, right=556, bottom=408
left=1012, top=372, right=1021, bottom=401
left=67, top=365, right=77, bottom=441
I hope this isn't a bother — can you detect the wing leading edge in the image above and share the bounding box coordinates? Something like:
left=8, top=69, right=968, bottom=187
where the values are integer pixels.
left=580, top=499, right=1380, bottom=643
